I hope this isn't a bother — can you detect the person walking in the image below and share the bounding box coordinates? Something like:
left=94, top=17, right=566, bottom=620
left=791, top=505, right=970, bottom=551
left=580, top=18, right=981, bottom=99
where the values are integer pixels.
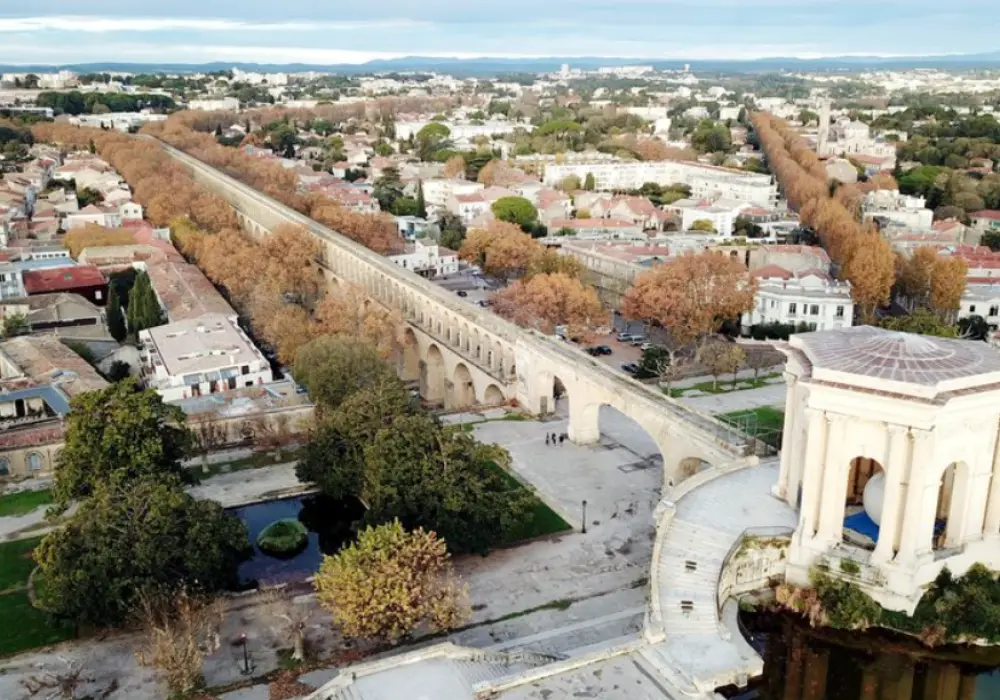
left=545, top=434, right=550, bottom=445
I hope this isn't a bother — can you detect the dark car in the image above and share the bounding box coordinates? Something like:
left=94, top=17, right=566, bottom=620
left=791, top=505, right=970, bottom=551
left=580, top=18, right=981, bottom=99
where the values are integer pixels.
left=456, top=290, right=468, bottom=297
left=621, top=362, right=639, bottom=374
left=594, top=345, right=612, bottom=355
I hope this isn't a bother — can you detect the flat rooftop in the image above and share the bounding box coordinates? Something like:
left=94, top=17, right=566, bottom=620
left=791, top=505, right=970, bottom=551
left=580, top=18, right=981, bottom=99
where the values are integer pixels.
left=143, top=313, right=263, bottom=379
left=145, top=261, right=235, bottom=322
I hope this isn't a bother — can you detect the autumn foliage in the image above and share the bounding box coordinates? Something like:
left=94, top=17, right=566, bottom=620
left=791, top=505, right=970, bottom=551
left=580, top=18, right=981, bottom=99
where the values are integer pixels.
left=750, top=111, right=896, bottom=320
left=622, top=251, right=757, bottom=348
left=492, top=272, right=604, bottom=340
left=458, top=221, right=542, bottom=281
left=64, top=223, right=135, bottom=258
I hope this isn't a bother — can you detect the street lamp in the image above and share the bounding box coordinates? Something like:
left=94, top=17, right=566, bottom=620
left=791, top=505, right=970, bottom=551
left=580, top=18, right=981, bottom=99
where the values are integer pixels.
left=238, top=633, right=255, bottom=676
left=582, top=499, right=588, bottom=534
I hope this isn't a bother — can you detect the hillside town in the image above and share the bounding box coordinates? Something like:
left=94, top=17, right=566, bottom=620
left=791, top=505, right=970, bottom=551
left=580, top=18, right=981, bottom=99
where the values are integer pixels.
left=4, top=54, right=1000, bottom=700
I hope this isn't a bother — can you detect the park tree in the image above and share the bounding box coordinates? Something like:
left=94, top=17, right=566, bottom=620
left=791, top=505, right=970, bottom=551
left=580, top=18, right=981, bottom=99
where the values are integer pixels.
left=491, top=273, right=604, bottom=341
left=689, top=219, right=717, bottom=233
left=841, top=234, right=896, bottom=323
left=362, top=414, right=533, bottom=554
left=52, top=379, right=193, bottom=509
left=982, top=231, right=1000, bottom=252
left=259, top=224, right=320, bottom=302
left=697, top=341, right=745, bottom=390
left=437, top=211, right=467, bottom=251
left=622, top=251, right=757, bottom=379
left=293, top=336, right=396, bottom=411
left=415, top=122, right=452, bottom=161
left=36, top=479, right=249, bottom=627
left=881, top=308, right=957, bottom=337
left=135, top=587, right=224, bottom=696
left=126, top=270, right=166, bottom=336
left=898, top=246, right=937, bottom=307
left=491, top=196, right=538, bottom=231
left=105, top=284, right=127, bottom=342
left=929, top=255, right=968, bottom=322
left=1, top=311, right=29, bottom=338
left=313, top=283, right=402, bottom=359
left=442, top=155, right=466, bottom=179
left=314, top=520, right=468, bottom=643
left=558, top=175, right=582, bottom=192
left=525, top=248, right=583, bottom=280
left=583, top=173, right=596, bottom=191
left=373, top=167, right=405, bottom=212
left=459, top=221, right=541, bottom=281
left=745, top=350, right=779, bottom=384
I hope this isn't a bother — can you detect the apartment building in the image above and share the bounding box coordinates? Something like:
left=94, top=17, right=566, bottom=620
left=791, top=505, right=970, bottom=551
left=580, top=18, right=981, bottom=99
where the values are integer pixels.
left=744, top=265, right=854, bottom=332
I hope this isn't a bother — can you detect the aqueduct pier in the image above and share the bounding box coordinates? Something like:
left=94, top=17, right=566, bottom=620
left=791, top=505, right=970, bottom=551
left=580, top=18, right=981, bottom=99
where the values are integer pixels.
left=156, top=139, right=753, bottom=485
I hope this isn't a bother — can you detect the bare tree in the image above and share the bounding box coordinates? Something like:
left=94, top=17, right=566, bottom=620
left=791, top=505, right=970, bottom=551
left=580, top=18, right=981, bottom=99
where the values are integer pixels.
left=262, top=589, right=320, bottom=662
left=745, top=351, right=779, bottom=385
left=190, top=416, right=229, bottom=466
left=135, top=588, right=224, bottom=696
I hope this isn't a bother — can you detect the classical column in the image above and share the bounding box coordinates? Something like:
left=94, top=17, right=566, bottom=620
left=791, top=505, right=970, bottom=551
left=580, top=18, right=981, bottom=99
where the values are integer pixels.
left=567, top=400, right=600, bottom=445
left=872, top=425, right=911, bottom=564
left=797, top=408, right=829, bottom=539
left=981, top=423, right=1000, bottom=536
left=801, top=648, right=829, bottom=700
left=774, top=372, right=799, bottom=502
left=817, top=415, right=849, bottom=544
left=895, top=430, right=934, bottom=566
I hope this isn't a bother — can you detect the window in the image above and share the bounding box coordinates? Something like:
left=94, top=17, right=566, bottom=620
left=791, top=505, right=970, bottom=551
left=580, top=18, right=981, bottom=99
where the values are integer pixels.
left=788, top=303, right=797, bottom=316
left=241, top=365, right=250, bottom=375
left=27, top=452, right=42, bottom=472
left=835, top=306, right=845, bottom=318
left=991, top=306, right=999, bottom=317
left=810, top=305, right=820, bottom=316
left=0, top=458, right=8, bottom=476
left=770, top=300, right=776, bottom=309
left=970, top=305, right=977, bottom=313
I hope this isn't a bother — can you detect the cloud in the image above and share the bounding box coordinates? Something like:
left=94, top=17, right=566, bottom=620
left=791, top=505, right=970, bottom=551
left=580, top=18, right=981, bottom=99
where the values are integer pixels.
left=0, top=16, right=429, bottom=33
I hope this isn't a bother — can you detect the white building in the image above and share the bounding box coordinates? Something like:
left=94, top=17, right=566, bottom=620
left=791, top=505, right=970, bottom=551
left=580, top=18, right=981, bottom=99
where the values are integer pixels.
left=0, top=263, right=25, bottom=300
left=138, top=314, right=273, bottom=403
left=744, top=265, right=853, bottom=332
left=395, top=120, right=533, bottom=141
left=777, top=327, right=1000, bottom=613
left=67, top=112, right=168, bottom=132
left=188, top=97, right=241, bottom=111
left=422, top=179, right=484, bottom=215
left=666, top=197, right=753, bottom=236
left=542, top=160, right=778, bottom=207
left=862, top=189, right=933, bottom=229
left=64, top=201, right=143, bottom=230
left=387, top=240, right=459, bottom=278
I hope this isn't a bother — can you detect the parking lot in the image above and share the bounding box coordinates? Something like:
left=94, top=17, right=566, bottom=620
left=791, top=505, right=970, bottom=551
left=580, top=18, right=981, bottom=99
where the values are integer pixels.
left=582, top=332, right=643, bottom=372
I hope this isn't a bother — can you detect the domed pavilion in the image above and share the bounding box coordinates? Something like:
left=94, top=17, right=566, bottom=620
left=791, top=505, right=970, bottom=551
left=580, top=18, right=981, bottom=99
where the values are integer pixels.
left=776, top=326, right=1000, bottom=613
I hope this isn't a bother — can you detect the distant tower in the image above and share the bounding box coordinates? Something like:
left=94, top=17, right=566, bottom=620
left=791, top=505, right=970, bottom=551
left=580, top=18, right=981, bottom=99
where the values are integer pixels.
left=560, top=64, right=570, bottom=78
left=817, top=98, right=831, bottom=158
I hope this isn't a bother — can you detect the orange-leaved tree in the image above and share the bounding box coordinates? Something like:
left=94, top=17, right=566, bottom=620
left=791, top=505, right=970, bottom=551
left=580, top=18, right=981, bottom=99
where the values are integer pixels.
left=491, top=272, right=604, bottom=341
left=459, top=221, right=541, bottom=282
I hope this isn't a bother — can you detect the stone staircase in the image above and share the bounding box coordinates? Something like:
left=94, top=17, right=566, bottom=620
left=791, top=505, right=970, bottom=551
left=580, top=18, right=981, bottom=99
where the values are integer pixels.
left=656, top=518, right=735, bottom=636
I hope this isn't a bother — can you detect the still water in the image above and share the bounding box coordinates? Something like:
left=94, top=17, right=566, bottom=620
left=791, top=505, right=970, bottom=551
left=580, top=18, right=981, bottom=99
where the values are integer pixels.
left=735, top=612, right=1000, bottom=700
left=227, top=493, right=365, bottom=587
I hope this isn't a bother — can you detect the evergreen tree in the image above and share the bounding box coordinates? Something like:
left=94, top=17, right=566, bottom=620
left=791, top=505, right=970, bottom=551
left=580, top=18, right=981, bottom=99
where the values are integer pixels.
left=584, top=173, right=596, bottom=191
left=106, top=284, right=127, bottom=342
left=416, top=180, right=427, bottom=219
left=126, top=271, right=164, bottom=336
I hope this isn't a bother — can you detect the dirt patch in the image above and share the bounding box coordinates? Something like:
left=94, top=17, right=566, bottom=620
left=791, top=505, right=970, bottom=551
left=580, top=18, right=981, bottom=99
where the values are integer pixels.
left=269, top=671, right=312, bottom=700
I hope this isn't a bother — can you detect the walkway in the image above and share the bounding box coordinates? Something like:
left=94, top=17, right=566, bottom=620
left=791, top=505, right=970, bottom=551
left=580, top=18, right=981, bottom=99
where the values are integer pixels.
left=641, top=461, right=796, bottom=694
left=679, top=382, right=788, bottom=414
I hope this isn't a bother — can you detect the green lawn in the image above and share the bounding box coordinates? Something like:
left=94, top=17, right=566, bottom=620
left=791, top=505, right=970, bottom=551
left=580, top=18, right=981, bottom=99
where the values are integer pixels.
left=0, top=489, right=53, bottom=518
left=0, top=591, right=74, bottom=657
left=718, top=407, right=785, bottom=448
left=483, top=462, right=572, bottom=544
left=197, top=445, right=306, bottom=479
left=0, top=537, right=75, bottom=657
left=666, top=372, right=781, bottom=398
left=0, top=536, right=43, bottom=592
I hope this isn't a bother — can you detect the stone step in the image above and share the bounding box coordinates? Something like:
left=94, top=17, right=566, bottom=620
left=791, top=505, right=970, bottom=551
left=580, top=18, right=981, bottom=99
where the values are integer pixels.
left=657, top=555, right=719, bottom=585
left=666, top=520, right=737, bottom=550
left=635, top=645, right=700, bottom=696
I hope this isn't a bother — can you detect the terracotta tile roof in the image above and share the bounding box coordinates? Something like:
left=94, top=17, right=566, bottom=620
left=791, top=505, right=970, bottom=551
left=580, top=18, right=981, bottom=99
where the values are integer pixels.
left=23, top=265, right=105, bottom=295
left=752, top=264, right=793, bottom=280
left=972, top=210, right=1000, bottom=221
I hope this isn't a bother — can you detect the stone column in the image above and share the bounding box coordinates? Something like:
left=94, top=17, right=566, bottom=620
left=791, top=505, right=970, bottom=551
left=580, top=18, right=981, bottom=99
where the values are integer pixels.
left=981, top=424, right=1000, bottom=536
left=817, top=415, right=849, bottom=544
left=858, top=666, right=877, bottom=700
left=568, top=400, right=600, bottom=445
left=774, top=372, right=798, bottom=502
left=896, top=430, right=934, bottom=566
left=872, top=425, right=911, bottom=564
left=798, top=408, right=829, bottom=539
left=801, top=648, right=829, bottom=700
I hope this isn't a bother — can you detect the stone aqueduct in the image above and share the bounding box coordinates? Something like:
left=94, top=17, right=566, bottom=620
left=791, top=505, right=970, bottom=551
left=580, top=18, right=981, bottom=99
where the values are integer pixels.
left=157, top=140, right=753, bottom=485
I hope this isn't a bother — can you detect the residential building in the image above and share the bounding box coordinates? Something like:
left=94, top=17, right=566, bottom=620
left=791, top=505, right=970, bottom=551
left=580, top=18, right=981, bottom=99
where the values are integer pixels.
left=542, top=160, right=778, bottom=207
left=422, top=178, right=484, bottom=214
left=388, top=240, right=459, bottom=278
left=145, top=261, right=236, bottom=322
left=548, top=218, right=644, bottom=240
left=64, top=201, right=143, bottom=230
left=744, top=265, right=854, bottom=332
left=188, top=97, right=241, bottom=111
left=138, top=314, right=273, bottom=402
left=0, top=262, right=25, bottom=299
left=970, top=210, right=1000, bottom=233
left=863, top=189, right=933, bottom=229
left=748, top=245, right=832, bottom=276
left=666, top=197, right=753, bottom=235
left=67, top=112, right=168, bottom=132
left=394, top=216, right=433, bottom=240
left=23, top=265, right=107, bottom=305
left=0, top=335, right=108, bottom=478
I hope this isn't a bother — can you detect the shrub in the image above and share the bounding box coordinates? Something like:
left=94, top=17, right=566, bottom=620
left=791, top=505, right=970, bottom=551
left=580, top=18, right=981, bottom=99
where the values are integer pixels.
left=257, top=519, right=308, bottom=558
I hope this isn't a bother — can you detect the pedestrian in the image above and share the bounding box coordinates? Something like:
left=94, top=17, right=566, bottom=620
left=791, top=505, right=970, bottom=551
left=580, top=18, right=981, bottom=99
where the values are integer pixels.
left=550, top=432, right=557, bottom=443
left=545, top=434, right=550, bottom=445
left=559, top=434, right=566, bottom=445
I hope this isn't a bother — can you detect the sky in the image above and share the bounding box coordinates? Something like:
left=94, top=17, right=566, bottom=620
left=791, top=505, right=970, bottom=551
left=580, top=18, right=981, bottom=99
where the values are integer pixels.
left=0, top=1, right=997, bottom=65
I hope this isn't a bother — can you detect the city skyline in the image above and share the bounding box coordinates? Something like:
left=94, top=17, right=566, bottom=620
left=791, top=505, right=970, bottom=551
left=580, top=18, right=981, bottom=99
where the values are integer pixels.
left=0, top=1, right=997, bottom=65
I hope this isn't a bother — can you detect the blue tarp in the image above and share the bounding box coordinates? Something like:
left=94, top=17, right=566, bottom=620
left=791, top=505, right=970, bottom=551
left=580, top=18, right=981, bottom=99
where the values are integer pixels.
left=844, top=511, right=880, bottom=541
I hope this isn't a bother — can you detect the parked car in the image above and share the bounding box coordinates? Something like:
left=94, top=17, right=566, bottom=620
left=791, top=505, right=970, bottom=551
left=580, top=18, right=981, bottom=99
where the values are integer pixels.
left=456, top=290, right=468, bottom=297
left=476, top=300, right=489, bottom=308
left=629, top=336, right=647, bottom=346
left=621, top=362, right=639, bottom=374
left=585, top=345, right=612, bottom=356
left=616, top=332, right=634, bottom=342
left=640, top=342, right=656, bottom=351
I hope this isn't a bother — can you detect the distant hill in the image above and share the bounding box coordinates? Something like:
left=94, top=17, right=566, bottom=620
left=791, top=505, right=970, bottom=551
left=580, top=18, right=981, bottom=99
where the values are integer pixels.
left=3, top=52, right=1000, bottom=77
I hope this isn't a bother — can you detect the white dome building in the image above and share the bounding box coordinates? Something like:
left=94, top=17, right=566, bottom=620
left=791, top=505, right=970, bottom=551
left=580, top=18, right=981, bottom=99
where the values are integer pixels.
left=776, top=326, right=1000, bottom=613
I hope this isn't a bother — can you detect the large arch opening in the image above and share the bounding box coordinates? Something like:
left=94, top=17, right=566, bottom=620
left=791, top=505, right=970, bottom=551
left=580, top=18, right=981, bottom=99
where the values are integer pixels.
left=483, top=384, right=505, bottom=407
left=399, top=328, right=419, bottom=382
left=934, top=461, right=970, bottom=551
left=543, top=375, right=567, bottom=416
left=843, top=456, right=884, bottom=551
left=421, top=344, right=446, bottom=405
left=449, top=363, right=476, bottom=410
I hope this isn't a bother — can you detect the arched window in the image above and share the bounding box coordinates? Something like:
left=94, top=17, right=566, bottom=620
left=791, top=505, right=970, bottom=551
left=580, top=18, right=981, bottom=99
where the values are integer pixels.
left=27, top=452, right=43, bottom=472
left=0, top=458, right=8, bottom=476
